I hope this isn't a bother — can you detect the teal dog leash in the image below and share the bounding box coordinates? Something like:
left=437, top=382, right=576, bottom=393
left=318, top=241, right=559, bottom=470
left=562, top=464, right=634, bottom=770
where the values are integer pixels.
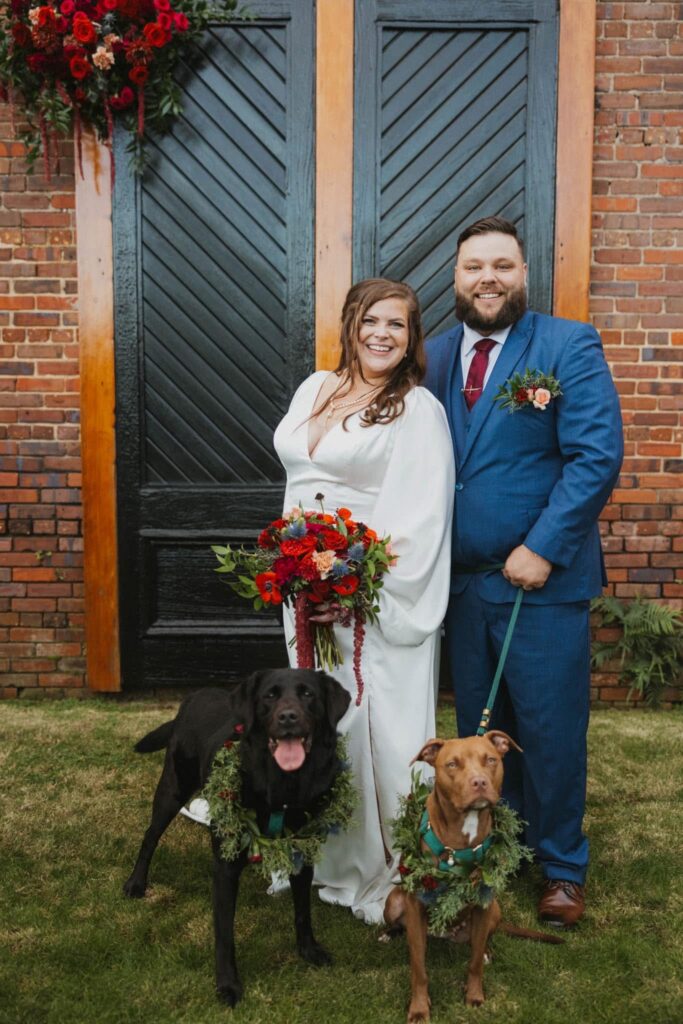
left=451, top=563, right=525, bottom=736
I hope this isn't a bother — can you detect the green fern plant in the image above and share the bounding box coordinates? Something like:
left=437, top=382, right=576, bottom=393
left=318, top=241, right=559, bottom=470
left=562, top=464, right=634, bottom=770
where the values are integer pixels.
left=591, top=596, right=683, bottom=707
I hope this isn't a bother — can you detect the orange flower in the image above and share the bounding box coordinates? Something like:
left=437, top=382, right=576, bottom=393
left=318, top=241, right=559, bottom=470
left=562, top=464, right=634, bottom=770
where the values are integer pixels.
left=255, top=572, right=282, bottom=605
left=337, top=507, right=352, bottom=520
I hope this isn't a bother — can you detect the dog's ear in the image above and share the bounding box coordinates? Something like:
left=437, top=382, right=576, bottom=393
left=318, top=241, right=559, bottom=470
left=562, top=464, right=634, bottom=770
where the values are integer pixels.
left=410, top=738, right=445, bottom=766
left=484, top=730, right=523, bottom=755
left=319, top=672, right=351, bottom=731
left=231, top=670, right=266, bottom=733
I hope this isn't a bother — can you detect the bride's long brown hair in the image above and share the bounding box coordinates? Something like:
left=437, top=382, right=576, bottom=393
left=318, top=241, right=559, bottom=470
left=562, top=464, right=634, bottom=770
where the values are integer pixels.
left=317, top=278, right=426, bottom=428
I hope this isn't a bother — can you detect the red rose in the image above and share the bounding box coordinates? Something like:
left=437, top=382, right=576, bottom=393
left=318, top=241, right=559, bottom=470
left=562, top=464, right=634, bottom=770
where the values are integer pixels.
left=280, top=535, right=317, bottom=557
left=60, top=0, right=75, bottom=12
left=257, top=527, right=277, bottom=549
left=514, top=387, right=529, bottom=404
left=172, top=11, right=189, bottom=31
left=72, top=14, right=96, bottom=44
left=320, top=528, right=348, bottom=552
left=69, top=54, right=92, bottom=79
left=156, top=10, right=171, bottom=29
left=143, top=22, right=168, bottom=47
left=421, top=875, right=439, bottom=891
left=109, top=86, right=135, bottom=110
left=128, top=64, right=149, bottom=86
left=255, top=571, right=283, bottom=605
left=331, top=575, right=359, bottom=596
left=154, top=0, right=170, bottom=8
left=55, top=15, right=68, bottom=31
left=234, top=724, right=245, bottom=734
left=103, top=0, right=118, bottom=7
left=12, top=23, right=32, bottom=46
left=37, top=6, right=56, bottom=27
left=398, top=864, right=412, bottom=876
left=248, top=854, right=263, bottom=864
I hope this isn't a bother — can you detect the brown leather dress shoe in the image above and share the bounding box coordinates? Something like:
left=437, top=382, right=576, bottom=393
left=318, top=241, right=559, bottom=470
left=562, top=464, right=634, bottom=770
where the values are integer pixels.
left=538, top=880, right=585, bottom=928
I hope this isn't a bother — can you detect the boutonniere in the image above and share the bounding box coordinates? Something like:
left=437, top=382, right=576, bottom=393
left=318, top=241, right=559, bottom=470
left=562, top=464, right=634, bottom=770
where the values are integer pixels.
left=494, top=369, right=562, bottom=413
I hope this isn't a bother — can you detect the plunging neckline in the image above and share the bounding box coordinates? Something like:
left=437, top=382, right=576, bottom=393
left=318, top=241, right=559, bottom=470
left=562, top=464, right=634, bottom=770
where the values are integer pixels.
left=306, top=372, right=365, bottom=461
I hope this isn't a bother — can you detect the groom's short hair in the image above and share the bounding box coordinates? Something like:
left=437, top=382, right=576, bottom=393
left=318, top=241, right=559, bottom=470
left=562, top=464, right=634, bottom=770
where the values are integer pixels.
left=456, top=216, right=525, bottom=260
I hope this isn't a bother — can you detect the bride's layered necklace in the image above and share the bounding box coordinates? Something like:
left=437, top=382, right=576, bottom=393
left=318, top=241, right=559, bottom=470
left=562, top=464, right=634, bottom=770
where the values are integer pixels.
left=323, top=382, right=383, bottom=424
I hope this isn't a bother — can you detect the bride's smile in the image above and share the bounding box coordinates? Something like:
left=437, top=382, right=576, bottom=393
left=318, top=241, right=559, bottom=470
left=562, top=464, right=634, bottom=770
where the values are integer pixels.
left=356, top=297, right=409, bottom=381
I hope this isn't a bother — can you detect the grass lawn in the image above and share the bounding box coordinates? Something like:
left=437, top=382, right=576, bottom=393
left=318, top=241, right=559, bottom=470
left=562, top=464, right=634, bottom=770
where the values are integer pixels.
left=1, top=699, right=682, bottom=1024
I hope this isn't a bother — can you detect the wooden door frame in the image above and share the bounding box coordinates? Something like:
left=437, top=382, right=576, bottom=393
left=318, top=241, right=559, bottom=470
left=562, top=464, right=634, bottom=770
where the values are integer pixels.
left=76, top=0, right=596, bottom=691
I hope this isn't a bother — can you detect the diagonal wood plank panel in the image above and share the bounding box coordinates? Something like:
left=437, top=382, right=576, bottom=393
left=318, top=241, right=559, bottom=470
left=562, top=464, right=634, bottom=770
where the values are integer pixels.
left=354, top=2, right=558, bottom=338
left=139, top=27, right=290, bottom=484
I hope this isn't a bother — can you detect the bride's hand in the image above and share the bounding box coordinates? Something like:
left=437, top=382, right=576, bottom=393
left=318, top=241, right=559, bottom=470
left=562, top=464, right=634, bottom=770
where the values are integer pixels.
left=309, top=601, right=344, bottom=624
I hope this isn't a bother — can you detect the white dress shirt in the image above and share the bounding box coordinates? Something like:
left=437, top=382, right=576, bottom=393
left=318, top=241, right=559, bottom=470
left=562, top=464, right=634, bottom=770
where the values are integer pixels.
left=460, top=323, right=513, bottom=391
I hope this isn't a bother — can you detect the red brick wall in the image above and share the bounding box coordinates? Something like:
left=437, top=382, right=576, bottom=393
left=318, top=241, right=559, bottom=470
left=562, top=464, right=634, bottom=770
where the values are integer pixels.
left=1, top=2, right=681, bottom=702
left=0, top=118, right=85, bottom=699
left=592, top=1, right=682, bottom=705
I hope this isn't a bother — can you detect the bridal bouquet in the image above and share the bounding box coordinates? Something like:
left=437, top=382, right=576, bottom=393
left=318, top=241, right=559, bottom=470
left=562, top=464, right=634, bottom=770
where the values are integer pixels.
left=212, top=496, right=394, bottom=705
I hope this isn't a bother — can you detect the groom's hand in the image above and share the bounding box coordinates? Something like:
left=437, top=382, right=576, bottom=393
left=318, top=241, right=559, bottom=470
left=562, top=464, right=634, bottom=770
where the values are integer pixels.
left=502, top=545, right=552, bottom=590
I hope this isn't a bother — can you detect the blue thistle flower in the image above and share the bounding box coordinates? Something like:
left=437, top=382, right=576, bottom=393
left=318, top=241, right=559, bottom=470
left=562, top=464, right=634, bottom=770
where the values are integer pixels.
left=331, top=559, right=351, bottom=578
left=347, top=542, right=366, bottom=562
left=284, top=519, right=307, bottom=538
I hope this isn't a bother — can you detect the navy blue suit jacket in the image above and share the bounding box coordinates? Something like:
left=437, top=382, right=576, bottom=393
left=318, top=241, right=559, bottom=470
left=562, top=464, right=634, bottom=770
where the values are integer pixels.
left=424, top=311, right=624, bottom=604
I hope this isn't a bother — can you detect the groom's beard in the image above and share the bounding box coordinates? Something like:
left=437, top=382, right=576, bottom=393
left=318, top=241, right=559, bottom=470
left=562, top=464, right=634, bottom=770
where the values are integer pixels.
left=455, top=284, right=527, bottom=333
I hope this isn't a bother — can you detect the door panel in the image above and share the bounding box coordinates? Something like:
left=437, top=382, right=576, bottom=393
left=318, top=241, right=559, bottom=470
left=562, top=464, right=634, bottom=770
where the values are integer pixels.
left=354, top=0, right=559, bottom=336
left=113, top=3, right=314, bottom=688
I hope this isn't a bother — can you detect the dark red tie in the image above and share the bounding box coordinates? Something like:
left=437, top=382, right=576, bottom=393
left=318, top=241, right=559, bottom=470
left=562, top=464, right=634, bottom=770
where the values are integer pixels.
left=463, top=338, right=496, bottom=411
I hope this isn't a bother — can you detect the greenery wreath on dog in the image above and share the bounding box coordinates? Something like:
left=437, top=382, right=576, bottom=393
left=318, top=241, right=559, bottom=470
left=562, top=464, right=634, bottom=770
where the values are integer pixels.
left=391, top=772, right=532, bottom=936
left=203, top=734, right=357, bottom=881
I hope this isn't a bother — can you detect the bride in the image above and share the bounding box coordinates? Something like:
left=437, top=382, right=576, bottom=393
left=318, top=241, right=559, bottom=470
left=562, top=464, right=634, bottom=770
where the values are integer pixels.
left=273, top=278, right=454, bottom=924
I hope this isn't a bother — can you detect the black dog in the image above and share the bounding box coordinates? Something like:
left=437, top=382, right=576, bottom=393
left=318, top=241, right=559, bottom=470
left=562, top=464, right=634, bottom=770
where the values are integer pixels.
left=123, top=668, right=350, bottom=1006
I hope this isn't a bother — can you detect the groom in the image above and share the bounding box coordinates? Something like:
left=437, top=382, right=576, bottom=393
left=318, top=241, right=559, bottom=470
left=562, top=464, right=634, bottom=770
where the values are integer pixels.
left=424, top=216, right=623, bottom=927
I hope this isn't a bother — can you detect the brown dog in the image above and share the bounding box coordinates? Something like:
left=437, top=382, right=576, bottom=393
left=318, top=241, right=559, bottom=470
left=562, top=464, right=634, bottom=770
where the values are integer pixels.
left=384, top=732, right=560, bottom=1020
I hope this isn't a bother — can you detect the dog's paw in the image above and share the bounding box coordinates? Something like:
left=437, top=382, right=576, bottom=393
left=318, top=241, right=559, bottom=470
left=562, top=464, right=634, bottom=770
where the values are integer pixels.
left=298, top=940, right=332, bottom=967
left=464, top=988, right=485, bottom=1008
left=122, top=876, right=146, bottom=899
left=216, top=982, right=242, bottom=1008
left=407, top=1001, right=430, bottom=1023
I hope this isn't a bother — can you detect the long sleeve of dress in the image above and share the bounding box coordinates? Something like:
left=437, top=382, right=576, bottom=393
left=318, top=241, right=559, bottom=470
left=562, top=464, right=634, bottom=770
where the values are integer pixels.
left=370, top=388, right=455, bottom=647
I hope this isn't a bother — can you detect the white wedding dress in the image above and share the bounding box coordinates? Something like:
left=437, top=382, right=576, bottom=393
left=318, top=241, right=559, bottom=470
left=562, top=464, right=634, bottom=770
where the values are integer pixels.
left=272, top=372, right=455, bottom=924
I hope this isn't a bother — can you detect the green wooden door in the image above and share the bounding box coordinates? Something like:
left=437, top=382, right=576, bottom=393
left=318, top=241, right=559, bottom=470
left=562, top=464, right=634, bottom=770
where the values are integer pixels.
left=113, top=2, right=314, bottom=688
left=112, top=0, right=559, bottom=690
left=354, top=0, right=558, bottom=334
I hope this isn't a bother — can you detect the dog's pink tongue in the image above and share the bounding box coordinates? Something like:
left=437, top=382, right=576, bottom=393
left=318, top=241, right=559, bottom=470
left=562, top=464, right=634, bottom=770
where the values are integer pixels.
left=273, top=739, right=306, bottom=772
